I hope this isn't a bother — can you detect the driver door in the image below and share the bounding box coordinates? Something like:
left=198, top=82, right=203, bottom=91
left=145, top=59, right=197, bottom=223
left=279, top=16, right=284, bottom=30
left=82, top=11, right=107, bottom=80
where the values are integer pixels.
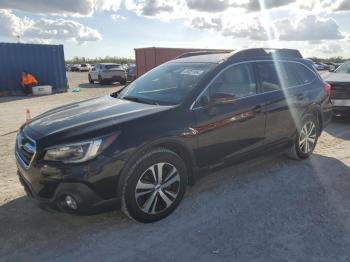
left=193, top=63, right=266, bottom=167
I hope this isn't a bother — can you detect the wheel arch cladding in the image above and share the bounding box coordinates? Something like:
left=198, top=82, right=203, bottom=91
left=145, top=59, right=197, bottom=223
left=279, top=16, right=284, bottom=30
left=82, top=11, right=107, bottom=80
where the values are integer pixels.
left=302, top=104, right=323, bottom=134
left=116, top=139, right=196, bottom=199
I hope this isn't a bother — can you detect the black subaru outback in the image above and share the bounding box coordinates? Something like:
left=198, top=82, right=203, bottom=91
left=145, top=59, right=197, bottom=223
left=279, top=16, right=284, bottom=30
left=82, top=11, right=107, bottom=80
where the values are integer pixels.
left=16, top=48, right=332, bottom=223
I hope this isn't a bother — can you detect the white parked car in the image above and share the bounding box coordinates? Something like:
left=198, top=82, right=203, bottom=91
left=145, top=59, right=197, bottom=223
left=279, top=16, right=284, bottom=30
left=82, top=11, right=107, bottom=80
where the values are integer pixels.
left=78, top=64, right=91, bottom=72
left=88, top=63, right=127, bottom=85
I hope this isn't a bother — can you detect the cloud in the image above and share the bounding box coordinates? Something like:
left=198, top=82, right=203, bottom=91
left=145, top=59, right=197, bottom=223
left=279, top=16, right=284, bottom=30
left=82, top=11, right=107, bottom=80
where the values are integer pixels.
left=314, top=42, right=344, bottom=54
left=332, top=0, right=350, bottom=12
left=0, top=10, right=102, bottom=43
left=0, top=9, right=32, bottom=38
left=25, top=18, right=102, bottom=43
left=297, top=0, right=350, bottom=12
left=275, top=14, right=344, bottom=41
left=132, top=0, right=175, bottom=16
left=242, top=0, right=296, bottom=12
left=111, top=14, right=126, bottom=21
left=222, top=18, right=273, bottom=41
left=186, top=0, right=231, bottom=12
left=190, top=17, right=223, bottom=30
left=0, top=0, right=121, bottom=16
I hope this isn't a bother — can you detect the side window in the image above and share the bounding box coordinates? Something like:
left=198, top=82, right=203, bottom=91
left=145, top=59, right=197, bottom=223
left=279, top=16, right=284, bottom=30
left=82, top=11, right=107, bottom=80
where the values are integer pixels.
left=209, top=63, right=257, bottom=99
left=279, top=62, right=303, bottom=87
left=256, top=62, right=281, bottom=92
left=290, top=63, right=316, bottom=84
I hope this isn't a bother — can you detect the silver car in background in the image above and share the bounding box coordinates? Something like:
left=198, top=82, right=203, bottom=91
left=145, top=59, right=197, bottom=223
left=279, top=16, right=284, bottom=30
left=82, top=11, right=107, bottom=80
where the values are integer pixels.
left=88, top=63, right=127, bottom=85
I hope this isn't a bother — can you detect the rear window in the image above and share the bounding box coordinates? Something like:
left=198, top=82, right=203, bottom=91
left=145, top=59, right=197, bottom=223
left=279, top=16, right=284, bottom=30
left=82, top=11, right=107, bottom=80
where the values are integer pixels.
left=105, top=65, right=121, bottom=70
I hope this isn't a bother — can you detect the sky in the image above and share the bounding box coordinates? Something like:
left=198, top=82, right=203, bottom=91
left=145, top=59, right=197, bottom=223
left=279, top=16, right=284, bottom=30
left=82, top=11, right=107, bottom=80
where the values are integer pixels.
left=0, top=0, right=349, bottom=59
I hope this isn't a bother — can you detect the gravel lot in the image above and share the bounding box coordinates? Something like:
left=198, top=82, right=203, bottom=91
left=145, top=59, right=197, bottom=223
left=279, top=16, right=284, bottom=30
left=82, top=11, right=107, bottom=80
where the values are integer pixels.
left=1, top=72, right=350, bottom=261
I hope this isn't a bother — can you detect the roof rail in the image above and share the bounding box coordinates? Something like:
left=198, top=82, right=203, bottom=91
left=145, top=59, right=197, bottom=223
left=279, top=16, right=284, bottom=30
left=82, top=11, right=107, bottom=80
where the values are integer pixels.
left=175, top=50, right=232, bottom=59
left=229, top=48, right=303, bottom=60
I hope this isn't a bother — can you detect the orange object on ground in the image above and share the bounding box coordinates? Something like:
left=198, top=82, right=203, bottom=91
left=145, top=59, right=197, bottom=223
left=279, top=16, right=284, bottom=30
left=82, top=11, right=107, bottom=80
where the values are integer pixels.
left=21, top=74, right=38, bottom=86
left=25, top=108, right=31, bottom=124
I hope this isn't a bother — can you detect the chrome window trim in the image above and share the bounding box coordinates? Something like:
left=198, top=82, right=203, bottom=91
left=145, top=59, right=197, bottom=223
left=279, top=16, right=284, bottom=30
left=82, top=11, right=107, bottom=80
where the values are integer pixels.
left=190, top=59, right=317, bottom=111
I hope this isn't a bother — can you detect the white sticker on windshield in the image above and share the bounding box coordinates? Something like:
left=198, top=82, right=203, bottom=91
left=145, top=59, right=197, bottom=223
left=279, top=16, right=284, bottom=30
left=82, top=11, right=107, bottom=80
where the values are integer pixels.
left=180, top=69, right=205, bottom=76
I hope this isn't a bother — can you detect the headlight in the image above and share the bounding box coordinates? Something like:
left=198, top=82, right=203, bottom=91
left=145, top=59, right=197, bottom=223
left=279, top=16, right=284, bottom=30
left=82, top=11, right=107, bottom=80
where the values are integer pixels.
left=44, top=134, right=118, bottom=163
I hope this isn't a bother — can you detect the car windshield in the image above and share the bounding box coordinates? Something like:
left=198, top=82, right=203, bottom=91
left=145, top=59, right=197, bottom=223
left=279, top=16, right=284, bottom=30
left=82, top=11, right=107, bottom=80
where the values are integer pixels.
left=105, top=64, right=121, bottom=70
left=118, top=62, right=214, bottom=105
left=335, top=61, right=350, bottom=74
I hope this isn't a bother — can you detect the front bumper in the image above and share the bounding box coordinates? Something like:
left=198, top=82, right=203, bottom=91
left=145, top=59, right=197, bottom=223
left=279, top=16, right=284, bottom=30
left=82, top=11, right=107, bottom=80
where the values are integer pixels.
left=18, top=171, right=120, bottom=214
left=15, top=137, right=125, bottom=214
left=332, top=99, right=350, bottom=107
left=332, top=100, right=350, bottom=115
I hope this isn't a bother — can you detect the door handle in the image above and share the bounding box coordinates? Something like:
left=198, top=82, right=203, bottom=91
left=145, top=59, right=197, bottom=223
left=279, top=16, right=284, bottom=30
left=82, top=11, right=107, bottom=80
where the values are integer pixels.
left=253, top=105, right=263, bottom=113
left=295, top=93, right=305, bottom=100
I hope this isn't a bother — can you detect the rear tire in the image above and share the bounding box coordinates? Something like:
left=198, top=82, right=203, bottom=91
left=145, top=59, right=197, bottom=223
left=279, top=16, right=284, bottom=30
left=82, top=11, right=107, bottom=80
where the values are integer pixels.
left=88, top=75, right=94, bottom=84
left=98, top=75, right=104, bottom=85
left=287, top=114, right=319, bottom=160
left=121, top=148, right=188, bottom=223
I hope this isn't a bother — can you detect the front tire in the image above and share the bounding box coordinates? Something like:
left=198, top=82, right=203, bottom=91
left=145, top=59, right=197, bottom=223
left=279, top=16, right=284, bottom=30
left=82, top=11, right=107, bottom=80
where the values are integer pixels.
left=287, top=114, right=319, bottom=160
left=122, top=148, right=188, bottom=223
left=120, top=78, right=127, bottom=85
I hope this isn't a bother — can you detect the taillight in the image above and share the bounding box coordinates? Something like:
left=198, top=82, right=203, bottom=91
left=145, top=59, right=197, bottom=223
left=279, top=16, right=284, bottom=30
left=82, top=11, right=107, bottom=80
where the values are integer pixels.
left=324, top=83, right=332, bottom=96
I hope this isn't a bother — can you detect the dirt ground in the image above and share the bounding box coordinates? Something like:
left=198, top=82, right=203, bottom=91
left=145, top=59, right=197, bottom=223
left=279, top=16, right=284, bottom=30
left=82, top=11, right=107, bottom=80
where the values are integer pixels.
left=1, top=72, right=350, bottom=261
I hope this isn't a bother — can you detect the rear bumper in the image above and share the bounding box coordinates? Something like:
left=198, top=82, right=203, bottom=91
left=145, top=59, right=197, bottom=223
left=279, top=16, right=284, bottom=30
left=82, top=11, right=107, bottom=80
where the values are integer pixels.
left=101, top=75, right=126, bottom=82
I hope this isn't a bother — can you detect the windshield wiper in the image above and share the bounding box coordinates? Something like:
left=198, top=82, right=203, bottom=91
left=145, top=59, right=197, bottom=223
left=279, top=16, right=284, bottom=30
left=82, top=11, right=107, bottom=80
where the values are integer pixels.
left=122, top=96, right=159, bottom=105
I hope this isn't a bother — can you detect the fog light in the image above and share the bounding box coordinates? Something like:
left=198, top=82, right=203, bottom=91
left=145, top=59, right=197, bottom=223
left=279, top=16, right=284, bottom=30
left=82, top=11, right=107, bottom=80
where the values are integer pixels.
left=65, top=195, right=77, bottom=210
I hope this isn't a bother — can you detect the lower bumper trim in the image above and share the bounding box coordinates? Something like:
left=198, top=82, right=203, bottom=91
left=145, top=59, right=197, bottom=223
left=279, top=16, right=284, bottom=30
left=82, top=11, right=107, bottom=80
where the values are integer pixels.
left=332, top=99, right=350, bottom=107
left=18, top=171, right=120, bottom=214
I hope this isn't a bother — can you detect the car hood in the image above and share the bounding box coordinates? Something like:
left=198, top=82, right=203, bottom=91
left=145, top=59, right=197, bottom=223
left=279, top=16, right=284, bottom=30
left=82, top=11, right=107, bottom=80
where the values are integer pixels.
left=325, top=73, right=350, bottom=83
left=25, top=95, right=173, bottom=139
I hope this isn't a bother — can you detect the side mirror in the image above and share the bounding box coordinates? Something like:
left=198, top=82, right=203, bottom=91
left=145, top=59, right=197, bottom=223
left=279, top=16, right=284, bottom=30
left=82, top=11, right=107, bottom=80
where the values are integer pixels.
left=329, top=69, right=335, bottom=72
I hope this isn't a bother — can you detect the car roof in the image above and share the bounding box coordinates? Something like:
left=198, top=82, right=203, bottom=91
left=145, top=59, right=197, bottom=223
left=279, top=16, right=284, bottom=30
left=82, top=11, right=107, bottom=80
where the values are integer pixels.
left=171, top=48, right=304, bottom=64
left=172, top=53, right=232, bottom=64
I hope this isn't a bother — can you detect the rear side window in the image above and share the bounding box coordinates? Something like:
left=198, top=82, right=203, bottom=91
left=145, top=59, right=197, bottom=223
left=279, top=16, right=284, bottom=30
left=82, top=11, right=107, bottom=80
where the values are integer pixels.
left=256, top=62, right=281, bottom=92
left=289, top=63, right=316, bottom=85
left=256, top=61, right=316, bottom=92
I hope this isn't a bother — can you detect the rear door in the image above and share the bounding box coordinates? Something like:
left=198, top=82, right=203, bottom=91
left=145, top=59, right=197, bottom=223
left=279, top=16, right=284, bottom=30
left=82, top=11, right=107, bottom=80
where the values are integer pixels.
left=193, top=62, right=266, bottom=167
left=255, top=61, right=316, bottom=145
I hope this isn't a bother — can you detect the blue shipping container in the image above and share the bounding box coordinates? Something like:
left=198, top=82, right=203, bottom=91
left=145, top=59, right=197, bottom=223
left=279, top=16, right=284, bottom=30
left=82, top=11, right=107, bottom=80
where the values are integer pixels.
left=0, top=43, right=68, bottom=96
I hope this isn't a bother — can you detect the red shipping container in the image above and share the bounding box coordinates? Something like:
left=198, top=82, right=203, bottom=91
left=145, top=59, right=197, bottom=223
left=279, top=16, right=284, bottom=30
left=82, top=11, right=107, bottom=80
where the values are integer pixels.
left=135, top=47, right=232, bottom=78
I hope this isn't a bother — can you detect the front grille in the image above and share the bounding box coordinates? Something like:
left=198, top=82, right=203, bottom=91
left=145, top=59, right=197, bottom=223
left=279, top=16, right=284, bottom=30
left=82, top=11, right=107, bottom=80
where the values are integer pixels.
left=330, top=82, right=350, bottom=99
left=16, top=132, right=36, bottom=168
left=331, top=89, right=350, bottom=99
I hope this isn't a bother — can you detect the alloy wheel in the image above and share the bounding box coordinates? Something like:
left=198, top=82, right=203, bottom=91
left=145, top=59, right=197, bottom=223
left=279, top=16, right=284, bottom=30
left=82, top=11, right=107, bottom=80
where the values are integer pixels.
left=299, top=121, right=317, bottom=154
left=135, top=162, right=180, bottom=214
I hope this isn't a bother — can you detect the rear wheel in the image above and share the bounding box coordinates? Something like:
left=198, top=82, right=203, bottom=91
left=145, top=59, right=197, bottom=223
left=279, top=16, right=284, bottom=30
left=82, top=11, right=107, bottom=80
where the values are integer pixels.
left=98, top=75, right=104, bottom=85
left=122, top=148, right=188, bottom=223
left=288, top=115, right=319, bottom=160
left=88, top=74, right=94, bottom=84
